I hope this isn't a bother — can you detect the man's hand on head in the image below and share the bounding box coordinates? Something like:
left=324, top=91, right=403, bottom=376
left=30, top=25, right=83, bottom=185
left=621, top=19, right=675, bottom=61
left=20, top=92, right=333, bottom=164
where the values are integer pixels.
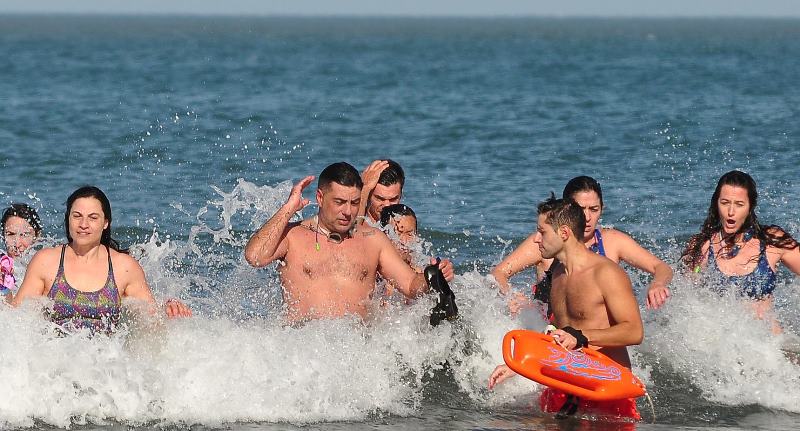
left=361, top=160, right=389, bottom=193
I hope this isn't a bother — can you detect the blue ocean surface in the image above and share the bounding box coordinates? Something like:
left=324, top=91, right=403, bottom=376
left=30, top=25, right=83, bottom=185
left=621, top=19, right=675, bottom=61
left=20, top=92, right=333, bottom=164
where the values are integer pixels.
left=0, top=15, right=799, bottom=431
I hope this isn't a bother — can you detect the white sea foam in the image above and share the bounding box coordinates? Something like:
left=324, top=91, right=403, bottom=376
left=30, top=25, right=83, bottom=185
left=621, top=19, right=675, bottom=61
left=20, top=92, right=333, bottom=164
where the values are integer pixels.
left=0, top=272, right=537, bottom=427
left=0, top=180, right=539, bottom=428
left=3, top=179, right=798, bottom=428
left=641, top=274, right=800, bottom=412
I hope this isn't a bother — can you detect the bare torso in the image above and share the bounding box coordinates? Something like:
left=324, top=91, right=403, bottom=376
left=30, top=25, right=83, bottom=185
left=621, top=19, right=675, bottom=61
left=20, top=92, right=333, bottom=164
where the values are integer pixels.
left=279, top=220, right=384, bottom=322
left=549, top=253, right=632, bottom=367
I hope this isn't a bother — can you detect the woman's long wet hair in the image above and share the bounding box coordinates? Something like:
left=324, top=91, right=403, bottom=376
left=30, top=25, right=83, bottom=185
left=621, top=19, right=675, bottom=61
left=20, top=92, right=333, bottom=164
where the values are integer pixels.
left=64, top=186, right=128, bottom=253
left=682, top=170, right=798, bottom=268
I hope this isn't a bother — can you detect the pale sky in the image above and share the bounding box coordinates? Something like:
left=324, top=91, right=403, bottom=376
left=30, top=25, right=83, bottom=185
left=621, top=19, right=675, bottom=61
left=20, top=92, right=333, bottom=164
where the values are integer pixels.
left=1, top=0, right=800, bottom=17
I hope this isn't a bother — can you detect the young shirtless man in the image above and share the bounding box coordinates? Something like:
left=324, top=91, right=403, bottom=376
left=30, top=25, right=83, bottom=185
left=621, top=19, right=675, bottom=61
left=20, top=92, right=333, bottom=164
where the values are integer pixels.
left=358, top=159, right=404, bottom=224
left=492, top=176, right=672, bottom=311
left=244, top=162, right=453, bottom=323
left=489, top=196, right=644, bottom=420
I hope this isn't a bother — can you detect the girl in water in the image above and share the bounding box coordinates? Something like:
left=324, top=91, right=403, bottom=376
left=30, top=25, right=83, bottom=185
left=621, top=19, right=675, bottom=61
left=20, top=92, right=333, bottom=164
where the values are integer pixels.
left=13, top=186, right=191, bottom=334
left=1, top=203, right=43, bottom=301
left=492, top=176, right=673, bottom=310
left=380, top=203, right=419, bottom=268
left=378, top=203, right=420, bottom=299
left=682, top=170, right=800, bottom=328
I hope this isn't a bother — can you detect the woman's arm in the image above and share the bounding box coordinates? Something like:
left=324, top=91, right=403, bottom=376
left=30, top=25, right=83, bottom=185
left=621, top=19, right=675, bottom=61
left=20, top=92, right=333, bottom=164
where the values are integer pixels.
left=116, top=253, right=192, bottom=318
left=11, top=249, right=55, bottom=306
left=607, top=229, right=674, bottom=309
left=491, top=233, right=544, bottom=295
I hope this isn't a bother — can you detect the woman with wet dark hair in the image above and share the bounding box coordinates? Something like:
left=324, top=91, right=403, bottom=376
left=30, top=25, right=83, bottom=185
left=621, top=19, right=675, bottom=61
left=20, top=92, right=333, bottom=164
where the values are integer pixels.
left=2, top=203, right=42, bottom=256
left=493, top=176, right=673, bottom=311
left=13, top=186, right=191, bottom=334
left=380, top=203, right=418, bottom=267
left=0, top=203, right=43, bottom=301
left=682, top=171, right=800, bottom=315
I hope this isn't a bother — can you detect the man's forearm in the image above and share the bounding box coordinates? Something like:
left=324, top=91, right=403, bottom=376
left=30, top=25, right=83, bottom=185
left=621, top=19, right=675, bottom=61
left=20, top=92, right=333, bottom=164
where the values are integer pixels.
left=244, top=205, right=295, bottom=267
left=357, top=188, right=372, bottom=220
left=652, top=262, right=674, bottom=288
left=490, top=268, right=512, bottom=295
left=583, top=322, right=643, bottom=347
left=399, top=272, right=428, bottom=299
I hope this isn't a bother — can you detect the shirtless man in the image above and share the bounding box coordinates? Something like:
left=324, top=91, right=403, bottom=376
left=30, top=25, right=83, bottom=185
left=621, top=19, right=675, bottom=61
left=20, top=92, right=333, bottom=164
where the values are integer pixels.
left=489, top=196, right=643, bottom=420
left=493, top=176, right=672, bottom=311
left=358, top=159, right=404, bottom=224
left=244, top=162, right=453, bottom=322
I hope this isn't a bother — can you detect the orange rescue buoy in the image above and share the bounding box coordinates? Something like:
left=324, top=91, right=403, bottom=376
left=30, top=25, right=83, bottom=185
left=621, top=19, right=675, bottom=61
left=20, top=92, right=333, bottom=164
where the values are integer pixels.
left=503, top=329, right=646, bottom=401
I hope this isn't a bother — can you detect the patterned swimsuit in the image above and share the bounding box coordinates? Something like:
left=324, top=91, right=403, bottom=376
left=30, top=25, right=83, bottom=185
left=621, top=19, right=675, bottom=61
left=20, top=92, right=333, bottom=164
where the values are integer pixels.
left=47, top=245, right=122, bottom=335
left=706, top=240, right=776, bottom=299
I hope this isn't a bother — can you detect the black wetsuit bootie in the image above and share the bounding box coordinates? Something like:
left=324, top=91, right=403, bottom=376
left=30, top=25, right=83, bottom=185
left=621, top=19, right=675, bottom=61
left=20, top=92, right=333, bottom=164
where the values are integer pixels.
left=426, top=260, right=458, bottom=326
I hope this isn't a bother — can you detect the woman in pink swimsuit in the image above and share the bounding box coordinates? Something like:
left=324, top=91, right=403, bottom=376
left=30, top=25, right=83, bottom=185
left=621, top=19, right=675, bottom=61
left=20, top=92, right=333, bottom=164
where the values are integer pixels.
left=1, top=203, right=42, bottom=301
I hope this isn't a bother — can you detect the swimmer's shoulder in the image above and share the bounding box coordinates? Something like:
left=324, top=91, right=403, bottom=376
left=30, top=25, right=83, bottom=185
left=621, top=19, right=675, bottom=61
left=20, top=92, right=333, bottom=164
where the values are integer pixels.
left=764, top=225, right=788, bottom=236
left=109, top=248, right=144, bottom=273
left=30, top=246, right=62, bottom=263
left=289, top=218, right=310, bottom=230
left=355, top=224, right=388, bottom=242
left=599, top=227, right=634, bottom=243
left=284, top=219, right=313, bottom=239
left=598, top=228, right=646, bottom=260
left=592, top=251, right=630, bottom=281
left=762, top=225, right=799, bottom=256
left=354, top=225, right=395, bottom=255
left=763, top=225, right=794, bottom=247
left=25, top=246, right=62, bottom=275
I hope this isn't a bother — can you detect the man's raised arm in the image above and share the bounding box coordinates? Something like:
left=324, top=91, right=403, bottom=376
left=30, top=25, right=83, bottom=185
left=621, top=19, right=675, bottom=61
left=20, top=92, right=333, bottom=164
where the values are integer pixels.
left=245, top=176, right=314, bottom=267
left=357, top=160, right=389, bottom=221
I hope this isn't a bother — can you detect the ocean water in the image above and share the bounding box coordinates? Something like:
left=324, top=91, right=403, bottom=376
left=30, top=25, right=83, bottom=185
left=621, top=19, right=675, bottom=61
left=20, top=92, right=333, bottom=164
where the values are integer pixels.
left=0, top=15, right=799, bottom=430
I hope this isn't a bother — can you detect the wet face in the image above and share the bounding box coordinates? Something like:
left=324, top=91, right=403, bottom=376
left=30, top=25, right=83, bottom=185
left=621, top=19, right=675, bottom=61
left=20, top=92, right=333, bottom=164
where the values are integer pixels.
left=533, top=213, right=565, bottom=259
left=389, top=214, right=417, bottom=244
left=717, top=184, right=750, bottom=235
left=3, top=216, right=38, bottom=258
left=368, top=183, right=402, bottom=222
left=571, top=190, right=602, bottom=241
left=69, top=197, right=109, bottom=247
left=316, top=182, right=361, bottom=235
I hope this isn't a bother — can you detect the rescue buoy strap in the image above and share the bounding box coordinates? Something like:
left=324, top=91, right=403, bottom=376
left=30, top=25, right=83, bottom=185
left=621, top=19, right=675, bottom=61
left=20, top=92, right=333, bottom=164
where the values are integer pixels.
left=561, top=326, right=589, bottom=348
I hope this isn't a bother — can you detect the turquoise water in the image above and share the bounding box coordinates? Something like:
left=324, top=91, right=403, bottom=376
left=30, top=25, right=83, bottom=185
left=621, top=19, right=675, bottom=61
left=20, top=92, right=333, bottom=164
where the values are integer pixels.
left=0, top=15, right=798, bottom=430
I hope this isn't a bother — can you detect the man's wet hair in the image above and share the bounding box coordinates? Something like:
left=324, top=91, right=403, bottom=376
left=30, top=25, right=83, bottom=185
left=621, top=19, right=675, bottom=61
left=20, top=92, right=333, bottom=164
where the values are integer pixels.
left=537, top=194, right=586, bottom=240
left=563, top=176, right=603, bottom=208
left=378, top=159, right=405, bottom=188
left=318, top=162, right=363, bottom=191
left=379, top=203, right=417, bottom=227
